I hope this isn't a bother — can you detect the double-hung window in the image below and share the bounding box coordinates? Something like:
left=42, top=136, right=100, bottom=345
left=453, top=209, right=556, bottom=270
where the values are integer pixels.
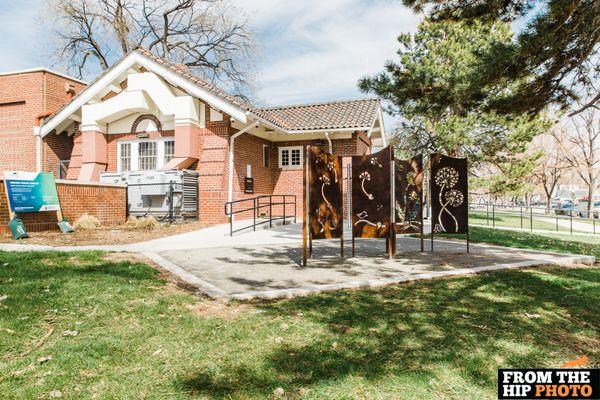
left=119, top=143, right=132, bottom=172
left=278, top=146, right=303, bottom=169
left=164, top=140, right=175, bottom=164
left=117, top=138, right=175, bottom=172
left=138, top=142, right=157, bottom=170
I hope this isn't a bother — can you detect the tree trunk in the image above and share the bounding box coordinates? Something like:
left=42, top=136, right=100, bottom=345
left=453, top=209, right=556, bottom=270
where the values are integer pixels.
left=588, top=176, right=595, bottom=214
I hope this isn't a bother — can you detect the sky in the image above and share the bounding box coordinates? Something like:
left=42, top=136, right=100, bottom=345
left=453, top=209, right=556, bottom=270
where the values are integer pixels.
left=0, top=0, right=420, bottom=127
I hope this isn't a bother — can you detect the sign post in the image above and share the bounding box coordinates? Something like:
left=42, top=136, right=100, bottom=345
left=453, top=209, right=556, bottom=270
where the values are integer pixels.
left=3, top=171, right=71, bottom=237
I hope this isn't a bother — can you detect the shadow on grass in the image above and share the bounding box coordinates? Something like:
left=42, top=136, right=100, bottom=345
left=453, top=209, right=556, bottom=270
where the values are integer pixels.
left=0, top=251, right=160, bottom=328
left=177, top=267, right=599, bottom=398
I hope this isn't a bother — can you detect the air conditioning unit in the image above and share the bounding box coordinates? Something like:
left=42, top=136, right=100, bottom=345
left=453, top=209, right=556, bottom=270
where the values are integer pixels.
left=100, top=170, right=199, bottom=220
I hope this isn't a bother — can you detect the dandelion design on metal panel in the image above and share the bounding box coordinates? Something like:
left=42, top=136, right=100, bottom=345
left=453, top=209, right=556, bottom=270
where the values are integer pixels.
left=351, top=146, right=392, bottom=239
left=430, top=154, right=468, bottom=234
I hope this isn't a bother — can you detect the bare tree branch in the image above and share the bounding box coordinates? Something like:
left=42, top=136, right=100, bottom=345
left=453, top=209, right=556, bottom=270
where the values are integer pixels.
left=41, top=0, right=256, bottom=98
left=568, top=92, right=600, bottom=117
left=553, top=107, right=600, bottom=211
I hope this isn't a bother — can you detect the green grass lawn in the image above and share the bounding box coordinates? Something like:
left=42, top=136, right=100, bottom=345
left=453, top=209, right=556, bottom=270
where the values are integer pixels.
left=469, top=210, right=596, bottom=233
left=457, top=226, right=600, bottom=258
left=0, top=250, right=598, bottom=399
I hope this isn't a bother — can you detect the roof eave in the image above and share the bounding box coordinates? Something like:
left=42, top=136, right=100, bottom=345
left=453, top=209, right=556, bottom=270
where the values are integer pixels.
left=40, top=50, right=247, bottom=137
left=286, top=126, right=373, bottom=135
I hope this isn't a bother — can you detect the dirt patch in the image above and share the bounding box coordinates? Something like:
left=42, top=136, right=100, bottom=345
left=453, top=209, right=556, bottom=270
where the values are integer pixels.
left=102, top=252, right=147, bottom=264
left=185, top=300, right=252, bottom=320
left=0, top=221, right=211, bottom=246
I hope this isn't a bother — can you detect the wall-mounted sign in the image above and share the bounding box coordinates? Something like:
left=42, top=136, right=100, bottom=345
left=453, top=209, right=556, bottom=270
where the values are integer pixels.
left=244, top=177, right=254, bottom=194
left=3, top=171, right=61, bottom=213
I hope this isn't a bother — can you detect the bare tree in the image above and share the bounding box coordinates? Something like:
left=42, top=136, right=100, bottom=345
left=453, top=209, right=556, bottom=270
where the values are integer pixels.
left=554, top=108, right=600, bottom=213
left=41, top=0, right=256, bottom=97
left=530, top=130, right=568, bottom=208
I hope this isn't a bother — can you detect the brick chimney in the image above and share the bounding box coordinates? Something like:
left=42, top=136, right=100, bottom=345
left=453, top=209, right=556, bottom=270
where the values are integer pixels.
left=66, top=82, right=77, bottom=100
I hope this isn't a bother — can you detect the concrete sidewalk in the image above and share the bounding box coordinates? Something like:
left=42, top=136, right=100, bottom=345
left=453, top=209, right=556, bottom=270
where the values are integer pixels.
left=0, top=221, right=434, bottom=253
left=153, top=236, right=595, bottom=300
left=0, top=222, right=304, bottom=253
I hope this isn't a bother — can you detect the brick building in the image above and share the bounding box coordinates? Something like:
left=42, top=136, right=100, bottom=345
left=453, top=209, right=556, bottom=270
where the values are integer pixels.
left=2, top=48, right=386, bottom=224
left=0, top=68, right=86, bottom=177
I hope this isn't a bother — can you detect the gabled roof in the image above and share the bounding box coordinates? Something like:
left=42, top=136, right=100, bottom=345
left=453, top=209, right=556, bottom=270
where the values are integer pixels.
left=251, top=98, right=381, bottom=132
left=40, top=47, right=385, bottom=143
left=39, top=48, right=249, bottom=136
left=135, top=48, right=250, bottom=109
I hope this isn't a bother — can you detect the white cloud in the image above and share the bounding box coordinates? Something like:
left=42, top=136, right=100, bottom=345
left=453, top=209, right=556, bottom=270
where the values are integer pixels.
left=236, top=0, right=420, bottom=107
left=2, top=0, right=420, bottom=129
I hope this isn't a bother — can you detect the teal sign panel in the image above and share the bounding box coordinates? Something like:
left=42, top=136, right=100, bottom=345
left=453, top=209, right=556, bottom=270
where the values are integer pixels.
left=4, top=171, right=61, bottom=213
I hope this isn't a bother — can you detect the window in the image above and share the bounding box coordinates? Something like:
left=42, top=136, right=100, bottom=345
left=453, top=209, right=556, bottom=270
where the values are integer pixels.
left=120, top=142, right=131, bottom=172
left=263, top=145, right=269, bottom=167
left=164, top=140, right=175, bottom=164
left=278, top=146, right=303, bottom=169
left=118, top=139, right=174, bottom=172
left=138, top=142, right=157, bottom=170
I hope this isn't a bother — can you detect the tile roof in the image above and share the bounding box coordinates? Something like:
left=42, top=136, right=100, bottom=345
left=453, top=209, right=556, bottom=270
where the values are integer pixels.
left=41, top=47, right=382, bottom=135
left=251, top=98, right=380, bottom=131
left=135, top=48, right=251, bottom=109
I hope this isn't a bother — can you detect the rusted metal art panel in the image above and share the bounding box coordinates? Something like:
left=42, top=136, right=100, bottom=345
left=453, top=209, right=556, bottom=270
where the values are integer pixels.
left=307, top=146, right=343, bottom=240
left=430, top=153, right=468, bottom=234
left=395, top=155, right=424, bottom=234
left=351, top=146, right=392, bottom=239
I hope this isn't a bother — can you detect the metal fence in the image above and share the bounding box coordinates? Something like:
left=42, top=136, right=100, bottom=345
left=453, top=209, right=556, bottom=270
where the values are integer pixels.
left=470, top=203, right=598, bottom=235
left=126, top=180, right=198, bottom=223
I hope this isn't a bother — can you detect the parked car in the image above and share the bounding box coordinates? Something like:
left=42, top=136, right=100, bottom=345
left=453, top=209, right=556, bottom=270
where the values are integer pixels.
left=555, top=201, right=575, bottom=215
left=577, top=201, right=600, bottom=218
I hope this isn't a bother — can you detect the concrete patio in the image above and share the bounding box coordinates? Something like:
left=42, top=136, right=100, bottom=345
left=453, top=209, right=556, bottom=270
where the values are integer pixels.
left=144, top=225, right=594, bottom=300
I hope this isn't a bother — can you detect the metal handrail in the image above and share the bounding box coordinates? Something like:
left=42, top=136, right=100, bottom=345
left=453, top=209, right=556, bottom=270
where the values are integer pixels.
left=224, top=194, right=297, bottom=236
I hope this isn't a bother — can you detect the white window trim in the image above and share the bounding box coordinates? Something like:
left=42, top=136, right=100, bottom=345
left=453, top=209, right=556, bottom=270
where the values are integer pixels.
left=278, top=146, right=303, bottom=170
left=117, top=137, right=175, bottom=172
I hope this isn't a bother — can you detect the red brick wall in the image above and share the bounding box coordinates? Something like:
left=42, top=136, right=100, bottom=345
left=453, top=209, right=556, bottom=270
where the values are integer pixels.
left=43, top=132, right=74, bottom=177
left=196, top=114, right=231, bottom=224
left=0, top=73, right=43, bottom=174
left=0, top=179, right=126, bottom=234
left=66, top=131, right=83, bottom=180
left=192, top=120, right=372, bottom=224
left=0, top=70, right=84, bottom=177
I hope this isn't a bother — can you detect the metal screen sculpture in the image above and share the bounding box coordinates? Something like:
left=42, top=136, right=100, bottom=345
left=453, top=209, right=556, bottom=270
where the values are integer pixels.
left=430, top=153, right=469, bottom=251
left=395, top=155, right=424, bottom=251
left=351, top=146, right=395, bottom=258
left=303, top=146, right=343, bottom=265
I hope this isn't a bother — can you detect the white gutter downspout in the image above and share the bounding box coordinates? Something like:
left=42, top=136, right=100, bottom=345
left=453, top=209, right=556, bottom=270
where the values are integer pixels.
left=33, top=127, right=41, bottom=172
left=228, top=121, right=260, bottom=208
left=324, top=132, right=332, bottom=153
